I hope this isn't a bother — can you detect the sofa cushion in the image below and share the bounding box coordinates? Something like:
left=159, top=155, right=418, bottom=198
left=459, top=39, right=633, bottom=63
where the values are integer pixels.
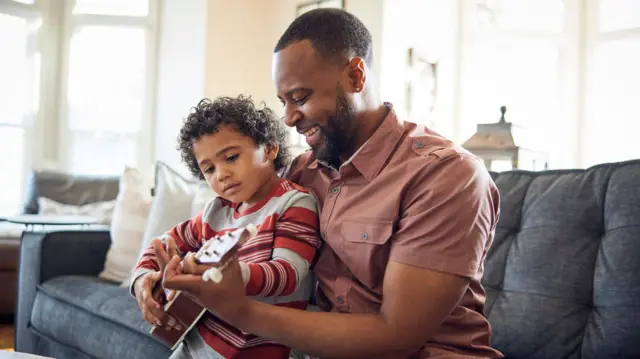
left=484, top=160, right=640, bottom=359
left=22, top=171, right=120, bottom=215
left=30, top=276, right=170, bottom=359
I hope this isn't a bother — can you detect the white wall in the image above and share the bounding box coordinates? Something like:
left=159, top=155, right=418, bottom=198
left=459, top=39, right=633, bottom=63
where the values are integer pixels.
left=204, top=0, right=385, bottom=115
left=152, top=0, right=207, bottom=177
left=202, top=0, right=386, bottom=156
left=204, top=0, right=295, bottom=116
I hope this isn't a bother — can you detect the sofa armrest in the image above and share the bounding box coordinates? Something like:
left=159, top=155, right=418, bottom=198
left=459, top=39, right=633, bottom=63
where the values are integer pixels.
left=15, top=229, right=111, bottom=353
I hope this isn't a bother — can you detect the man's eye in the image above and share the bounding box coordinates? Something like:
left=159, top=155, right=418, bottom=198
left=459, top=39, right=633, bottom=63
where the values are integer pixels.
left=226, top=154, right=239, bottom=162
left=294, top=95, right=308, bottom=106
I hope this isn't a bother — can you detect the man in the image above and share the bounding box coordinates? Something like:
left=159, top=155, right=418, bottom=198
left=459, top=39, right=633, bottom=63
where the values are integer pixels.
left=162, top=8, right=503, bottom=359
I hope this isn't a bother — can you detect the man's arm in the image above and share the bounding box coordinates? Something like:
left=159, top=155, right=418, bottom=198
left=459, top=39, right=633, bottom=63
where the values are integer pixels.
left=240, top=262, right=469, bottom=359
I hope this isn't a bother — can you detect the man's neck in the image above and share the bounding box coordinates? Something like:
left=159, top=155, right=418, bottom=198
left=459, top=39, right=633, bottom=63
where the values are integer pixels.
left=339, top=103, right=389, bottom=163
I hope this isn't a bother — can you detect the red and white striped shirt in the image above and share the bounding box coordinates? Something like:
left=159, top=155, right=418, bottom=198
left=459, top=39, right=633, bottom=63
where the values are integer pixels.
left=133, top=178, right=321, bottom=359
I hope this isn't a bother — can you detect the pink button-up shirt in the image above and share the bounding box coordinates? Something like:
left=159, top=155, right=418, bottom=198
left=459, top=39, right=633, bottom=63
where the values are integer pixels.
left=286, top=106, right=503, bottom=358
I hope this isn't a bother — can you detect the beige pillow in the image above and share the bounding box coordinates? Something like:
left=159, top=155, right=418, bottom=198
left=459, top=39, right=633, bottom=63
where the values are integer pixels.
left=134, top=162, right=199, bottom=262
left=99, top=167, right=153, bottom=283
left=37, top=197, right=116, bottom=225
left=122, top=162, right=216, bottom=286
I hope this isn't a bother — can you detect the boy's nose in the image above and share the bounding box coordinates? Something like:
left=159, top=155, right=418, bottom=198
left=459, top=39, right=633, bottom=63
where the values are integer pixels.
left=217, top=169, right=230, bottom=181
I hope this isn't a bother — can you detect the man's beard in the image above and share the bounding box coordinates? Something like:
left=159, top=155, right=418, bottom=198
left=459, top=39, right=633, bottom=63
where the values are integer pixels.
left=312, top=90, right=357, bottom=169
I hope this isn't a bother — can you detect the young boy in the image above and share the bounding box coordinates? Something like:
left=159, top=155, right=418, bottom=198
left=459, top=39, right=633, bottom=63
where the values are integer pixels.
left=131, top=96, right=321, bottom=359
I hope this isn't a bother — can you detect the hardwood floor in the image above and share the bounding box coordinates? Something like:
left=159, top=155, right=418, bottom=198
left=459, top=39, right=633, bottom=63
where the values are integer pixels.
left=0, top=324, right=13, bottom=350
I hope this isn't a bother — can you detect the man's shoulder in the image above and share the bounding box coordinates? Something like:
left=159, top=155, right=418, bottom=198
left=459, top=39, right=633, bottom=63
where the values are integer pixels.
left=390, top=124, right=496, bottom=193
left=398, top=125, right=484, bottom=170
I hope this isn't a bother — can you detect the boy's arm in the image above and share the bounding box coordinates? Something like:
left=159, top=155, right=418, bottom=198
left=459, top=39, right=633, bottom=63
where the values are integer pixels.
left=130, top=212, right=205, bottom=294
left=240, top=192, right=321, bottom=297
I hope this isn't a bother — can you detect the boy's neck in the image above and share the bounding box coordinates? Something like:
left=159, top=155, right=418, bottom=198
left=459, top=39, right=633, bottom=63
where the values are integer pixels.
left=237, top=173, right=281, bottom=212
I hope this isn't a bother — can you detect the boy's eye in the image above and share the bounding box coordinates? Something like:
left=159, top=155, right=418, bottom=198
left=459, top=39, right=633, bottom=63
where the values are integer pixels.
left=204, top=166, right=215, bottom=174
left=226, top=154, right=239, bottom=162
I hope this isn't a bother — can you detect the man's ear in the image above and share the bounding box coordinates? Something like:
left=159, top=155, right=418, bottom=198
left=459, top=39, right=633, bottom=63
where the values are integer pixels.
left=264, top=143, right=279, bottom=162
left=347, top=57, right=366, bottom=93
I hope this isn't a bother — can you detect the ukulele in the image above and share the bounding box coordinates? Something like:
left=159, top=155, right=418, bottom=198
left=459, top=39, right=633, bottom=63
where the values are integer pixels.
left=149, top=224, right=258, bottom=350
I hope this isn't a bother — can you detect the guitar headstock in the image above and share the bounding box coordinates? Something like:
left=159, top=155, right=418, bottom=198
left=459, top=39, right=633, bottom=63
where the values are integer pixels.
left=194, top=224, right=257, bottom=265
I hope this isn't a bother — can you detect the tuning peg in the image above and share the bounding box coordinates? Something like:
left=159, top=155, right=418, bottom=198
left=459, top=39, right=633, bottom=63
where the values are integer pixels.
left=203, top=267, right=223, bottom=283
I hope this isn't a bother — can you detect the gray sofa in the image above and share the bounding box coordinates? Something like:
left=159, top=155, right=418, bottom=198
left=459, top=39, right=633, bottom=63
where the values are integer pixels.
left=16, top=160, right=640, bottom=359
left=0, top=170, right=118, bottom=317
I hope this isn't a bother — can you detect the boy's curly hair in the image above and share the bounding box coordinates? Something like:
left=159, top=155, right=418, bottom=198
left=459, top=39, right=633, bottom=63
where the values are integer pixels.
left=177, top=96, right=291, bottom=180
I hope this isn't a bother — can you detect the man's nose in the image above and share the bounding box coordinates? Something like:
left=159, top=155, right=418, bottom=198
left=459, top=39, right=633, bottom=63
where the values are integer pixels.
left=283, top=106, right=301, bottom=128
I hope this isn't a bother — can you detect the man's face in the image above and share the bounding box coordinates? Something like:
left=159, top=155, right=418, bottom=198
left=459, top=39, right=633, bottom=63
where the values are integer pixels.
left=193, top=124, right=277, bottom=205
left=273, top=41, right=359, bottom=168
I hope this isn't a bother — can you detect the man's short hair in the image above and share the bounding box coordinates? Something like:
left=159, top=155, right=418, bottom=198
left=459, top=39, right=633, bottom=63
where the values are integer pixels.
left=274, top=8, right=373, bottom=66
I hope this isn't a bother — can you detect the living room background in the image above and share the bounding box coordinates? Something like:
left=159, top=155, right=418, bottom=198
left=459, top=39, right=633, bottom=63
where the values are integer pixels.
left=1, top=0, right=639, bottom=217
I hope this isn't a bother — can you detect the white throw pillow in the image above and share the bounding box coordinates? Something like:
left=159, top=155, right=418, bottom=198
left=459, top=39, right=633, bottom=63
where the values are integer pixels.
left=99, top=167, right=153, bottom=283
left=134, top=162, right=199, bottom=267
left=37, top=197, right=116, bottom=225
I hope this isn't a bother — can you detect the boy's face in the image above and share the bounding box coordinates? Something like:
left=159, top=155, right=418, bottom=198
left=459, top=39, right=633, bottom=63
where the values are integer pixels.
left=192, top=124, right=278, bottom=205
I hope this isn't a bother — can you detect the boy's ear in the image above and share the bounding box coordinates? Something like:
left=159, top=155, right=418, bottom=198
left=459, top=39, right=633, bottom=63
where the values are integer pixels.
left=264, top=143, right=279, bottom=161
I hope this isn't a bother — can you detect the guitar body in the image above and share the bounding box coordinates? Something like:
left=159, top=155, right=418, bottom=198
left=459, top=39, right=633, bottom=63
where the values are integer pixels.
left=149, top=224, right=257, bottom=350
left=150, top=291, right=206, bottom=350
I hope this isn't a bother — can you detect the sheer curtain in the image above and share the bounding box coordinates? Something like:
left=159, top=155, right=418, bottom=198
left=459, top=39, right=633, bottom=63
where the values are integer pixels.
left=0, top=4, right=40, bottom=216
left=62, top=0, right=155, bottom=176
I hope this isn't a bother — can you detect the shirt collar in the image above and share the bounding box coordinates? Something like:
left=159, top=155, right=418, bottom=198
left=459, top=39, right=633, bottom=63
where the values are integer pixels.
left=308, top=104, right=405, bottom=182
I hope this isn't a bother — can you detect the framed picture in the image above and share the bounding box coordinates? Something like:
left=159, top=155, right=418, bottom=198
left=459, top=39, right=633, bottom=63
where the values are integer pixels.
left=405, top=47, right=438, bottom=127
left=297, top=0, right=344, bottom=16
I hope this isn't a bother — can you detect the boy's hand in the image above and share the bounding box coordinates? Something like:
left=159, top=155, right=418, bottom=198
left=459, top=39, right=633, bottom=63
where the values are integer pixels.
left=133, top=271, right=182, bottom=331
left=152, top=237, right=180, bottom=301
left=162, top=255, right=250, bottom=325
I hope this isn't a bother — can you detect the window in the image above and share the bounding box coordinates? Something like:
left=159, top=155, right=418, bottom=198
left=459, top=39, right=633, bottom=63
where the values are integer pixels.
left=582, top=0, right=640, bottom=167
left=460, top=0, right=640, bottom=169
left=0, top=3, right=40, bottom=216
left=62, top=0, right=156, bottom=175
left=459, top=0, right=572, bottom=169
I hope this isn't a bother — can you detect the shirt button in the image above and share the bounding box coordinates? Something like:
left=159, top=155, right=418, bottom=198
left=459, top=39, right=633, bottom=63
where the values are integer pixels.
left=331, top=186, right=340, bottom=194
left=416, top=141, right=425, bottom=149
left=361, top=232, right=368, bottom=240
left=337, top=296, right=344, bottom=304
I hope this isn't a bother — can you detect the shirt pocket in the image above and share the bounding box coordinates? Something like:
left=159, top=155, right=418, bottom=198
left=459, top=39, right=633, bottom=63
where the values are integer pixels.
left=339, top=219, right=394, bottom=289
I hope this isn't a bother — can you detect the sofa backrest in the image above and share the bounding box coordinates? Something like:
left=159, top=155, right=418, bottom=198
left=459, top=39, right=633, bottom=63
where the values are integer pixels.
left=483, top=160, right=640, bottom=359
left=21, top=170, right=120, bottom=214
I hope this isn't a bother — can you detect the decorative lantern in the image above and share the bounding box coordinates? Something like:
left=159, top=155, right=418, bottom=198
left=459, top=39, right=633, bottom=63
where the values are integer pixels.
left=462, top=106, right=548, bottom=171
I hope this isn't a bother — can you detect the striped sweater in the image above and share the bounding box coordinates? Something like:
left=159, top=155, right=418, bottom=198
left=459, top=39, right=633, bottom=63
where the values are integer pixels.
left=132, top=178, right=321, bottom=359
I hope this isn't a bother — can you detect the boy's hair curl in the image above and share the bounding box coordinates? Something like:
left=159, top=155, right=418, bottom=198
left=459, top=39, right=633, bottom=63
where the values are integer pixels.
left=177, top=96, right=291, bottom=180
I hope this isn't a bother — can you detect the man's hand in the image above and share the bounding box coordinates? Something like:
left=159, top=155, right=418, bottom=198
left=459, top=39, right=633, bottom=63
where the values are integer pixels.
left=162, top=254, right=250, bottom=323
